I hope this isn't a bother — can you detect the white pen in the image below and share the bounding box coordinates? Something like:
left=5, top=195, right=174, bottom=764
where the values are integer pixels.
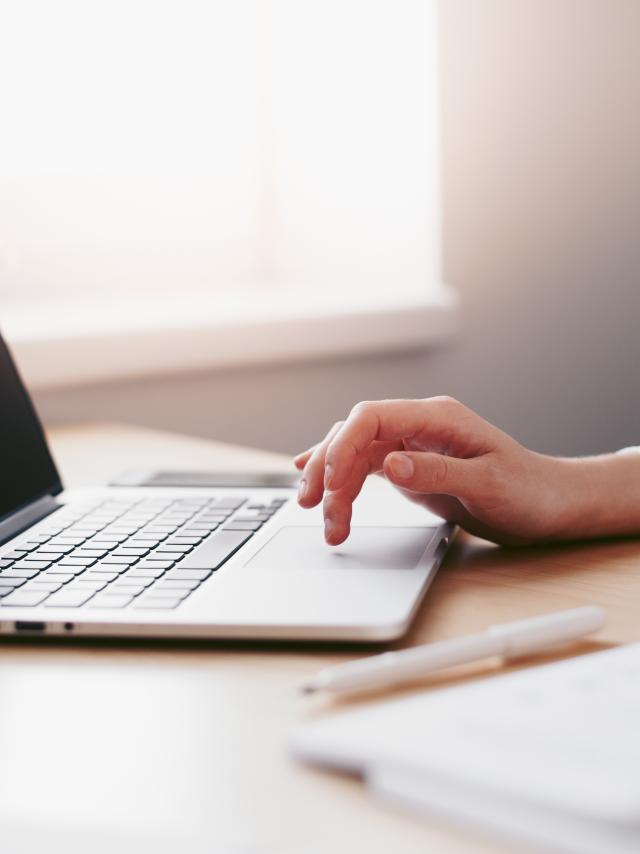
left=302, top=606, right=606, bottom=696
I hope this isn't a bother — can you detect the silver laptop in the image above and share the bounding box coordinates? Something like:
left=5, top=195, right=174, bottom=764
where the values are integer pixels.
left=0, top=333, right=454, bottom=641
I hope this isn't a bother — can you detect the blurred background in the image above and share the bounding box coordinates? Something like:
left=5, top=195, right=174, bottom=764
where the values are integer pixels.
left=1, top=0, right=639, bottom=458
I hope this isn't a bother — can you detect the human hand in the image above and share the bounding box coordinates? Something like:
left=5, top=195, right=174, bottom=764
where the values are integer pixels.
left=294, top=397, right=584, bottom=547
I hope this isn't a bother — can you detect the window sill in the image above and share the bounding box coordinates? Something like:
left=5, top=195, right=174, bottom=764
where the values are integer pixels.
left=3, top=288, right=458, bottom=390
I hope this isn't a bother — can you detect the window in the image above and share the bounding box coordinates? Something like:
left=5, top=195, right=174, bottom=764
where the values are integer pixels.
left=0, top=0, right=453, bottom=386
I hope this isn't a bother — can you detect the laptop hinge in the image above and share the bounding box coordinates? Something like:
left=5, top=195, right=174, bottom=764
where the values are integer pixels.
left=0, top=495, right=62, bottom=548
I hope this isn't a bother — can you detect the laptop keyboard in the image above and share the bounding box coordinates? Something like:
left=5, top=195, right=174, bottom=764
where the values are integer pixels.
left=0, top=495, right=287, bottom=611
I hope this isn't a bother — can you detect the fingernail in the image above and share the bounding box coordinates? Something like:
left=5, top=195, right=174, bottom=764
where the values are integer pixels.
left=389, top=453, right=414, bottom=479
left=297, top=478, right=307, bottom=501
left=324, top=463, right=333, bottom=490
left=324, top=518, right=334, bottom=540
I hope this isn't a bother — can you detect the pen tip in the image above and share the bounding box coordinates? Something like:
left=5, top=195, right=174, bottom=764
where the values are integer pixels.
left=300, top=683, right=317, bottom=695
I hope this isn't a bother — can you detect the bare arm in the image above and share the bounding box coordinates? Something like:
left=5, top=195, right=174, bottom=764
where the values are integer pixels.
left=293, top=397, right=640, bottom=547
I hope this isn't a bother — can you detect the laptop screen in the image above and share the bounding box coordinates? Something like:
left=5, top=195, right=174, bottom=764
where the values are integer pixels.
left=0, top=332, right=61, bottom=522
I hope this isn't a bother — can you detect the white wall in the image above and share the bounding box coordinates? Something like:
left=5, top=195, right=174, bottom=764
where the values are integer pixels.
left=35, top=0, right=640, bottom=458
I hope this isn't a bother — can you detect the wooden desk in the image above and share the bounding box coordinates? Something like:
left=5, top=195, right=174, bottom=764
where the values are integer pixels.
left=1, top=422, right=639, bottom=854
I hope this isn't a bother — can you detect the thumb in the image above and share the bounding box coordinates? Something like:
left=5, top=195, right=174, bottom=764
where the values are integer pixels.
left=383, top=451, right=482, bottom=500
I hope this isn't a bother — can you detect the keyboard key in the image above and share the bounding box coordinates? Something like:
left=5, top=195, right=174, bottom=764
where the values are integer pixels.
left=128, top=538, right=162, bottom=548
left=49, top=521, right=88, bottom=534
left=133, top=596, right=182, bottom=609
left=145, top=525, right=178, bottom=534
left=0, top=578, right=27, bottom=588
left=91, top=533, right=127, bottom=544
left=156, top=544, right=191, bottom=554
left=38, top=572, right=75, bottom=584
left=57, top=557, right=97, bottom=568
left=106, top=525, right=141, bottom=534
left=164, top=569, right=212, bottom=582
left=88, top=594, right=133, bottom=609
left=223, top=522, right=262, bottom=532
left=69, top=579, right=108, bottom=591
left=167, top=537, right=201, bottom=546
left=83, top=510, right=118, bottom=518
left=79, top=519, right=107, bottom=530
left=112, top=547, right=149, bottom=557
left=28, top=581, right=63, bottom=592
left=100, top=555, right=138, bottom=565
left=181, top=527, right=217, bottom=536
left=48, top=536, right=86, bottom=546
left=153, top=578, right=200, bottom=590
left=49, top=564, right=87, bottom=576
left=2, top=568, right=41, bottom=579
left=83, top=539, right=121, bottom=550
left=135, top=559, right=174, bottom=570
left=44, top=590, right=96, bottom=608
left=178, top=531, right=252, bottom=571
left=146, top=552, right=184, bottom=562
left=37, top=526, right=68, bottom=537
left=8, top=542, right=39, bottom=552
left=12, top=559, right=51, bottom=571
left=0, top=590, right=50, bottom=607
left=214, top=498, right=248, bottom=509
left=149, top=585, right=193, bottom=599
left=113, top=577, right=154, bottom=589
left=36, top=544, right=74, bottom=554
left=137, top=530, right=168, bottom=541
left=75, top=548, right=109, bottom=559
left=127, top=566, right=167, bottom=579
left=0, top=559, right=14, bottom=569
left=27, top=551, right=65, bottom=562
left=82, top=571, right=120, bottom=583
left=0, top=587, right=15, bottom=597
left=89, top=563, right=130, bottom=575
left=108, top=583, right=146, bottom=596
left=2, top=550, right=35, bottom=561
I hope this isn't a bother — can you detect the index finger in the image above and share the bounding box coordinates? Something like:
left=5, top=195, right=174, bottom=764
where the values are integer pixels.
left=324, top=397, right=495, bottom=491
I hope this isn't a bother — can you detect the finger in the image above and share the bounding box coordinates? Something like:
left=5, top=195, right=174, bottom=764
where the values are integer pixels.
left=297, top=422, right=344, bottom=508
left=294, top=454, right=312, bottom=470
left=323, top=440, right=402, bottom=545
left=324, top=397, right=495, bottom=492
left=383, top=450, right=488, bottom=502
left=293, top=448, right=315, bottom=470
left=323, top=457, right=371, bottom=545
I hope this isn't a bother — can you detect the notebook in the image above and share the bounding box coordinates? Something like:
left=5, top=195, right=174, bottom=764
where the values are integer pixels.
left=291, top=643, right=640, bottom=854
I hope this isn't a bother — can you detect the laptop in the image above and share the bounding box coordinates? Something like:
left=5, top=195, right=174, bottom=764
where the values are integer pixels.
left=0, top=332, right=454, bottom=640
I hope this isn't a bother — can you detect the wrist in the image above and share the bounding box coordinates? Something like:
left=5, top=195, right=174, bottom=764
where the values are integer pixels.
left=547, top=451, right=640, bottom=541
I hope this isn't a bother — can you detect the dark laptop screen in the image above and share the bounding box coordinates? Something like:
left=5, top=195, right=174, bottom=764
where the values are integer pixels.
left=0, top=332, right=61, bottom=522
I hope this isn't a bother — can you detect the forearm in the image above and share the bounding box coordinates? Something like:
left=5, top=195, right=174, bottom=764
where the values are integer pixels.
left=553, top=448, right=640, bottom=540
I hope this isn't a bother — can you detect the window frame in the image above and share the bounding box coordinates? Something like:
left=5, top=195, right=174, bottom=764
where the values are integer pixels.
left=2, top=287, right=458, bottom=389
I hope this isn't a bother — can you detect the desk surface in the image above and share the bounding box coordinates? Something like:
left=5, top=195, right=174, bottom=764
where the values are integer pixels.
left=2, top=422, right=639, bottom=854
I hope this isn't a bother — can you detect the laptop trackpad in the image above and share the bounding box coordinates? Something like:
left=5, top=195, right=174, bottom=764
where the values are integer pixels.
left=244, top=526, right=437, bottom=571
